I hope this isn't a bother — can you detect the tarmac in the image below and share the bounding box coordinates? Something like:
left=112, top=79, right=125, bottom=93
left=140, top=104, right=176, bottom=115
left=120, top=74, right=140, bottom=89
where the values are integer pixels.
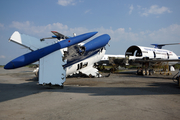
left=0, top=67, right=180, bottom=120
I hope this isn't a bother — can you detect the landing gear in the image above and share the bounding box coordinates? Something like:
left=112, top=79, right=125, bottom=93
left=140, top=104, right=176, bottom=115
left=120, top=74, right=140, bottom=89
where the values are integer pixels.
left=149, top=69, right=153, bottom=75
left=145, top=69, right=149, bottom=76
left=136, top=61, right=153, bottom=76
left=137, top=68, right=153, bottom=76
left=142, top=69, right=146, bottom=76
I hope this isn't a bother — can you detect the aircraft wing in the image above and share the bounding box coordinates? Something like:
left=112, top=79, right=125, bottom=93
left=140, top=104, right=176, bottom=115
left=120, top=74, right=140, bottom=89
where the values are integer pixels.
left=133, top=59, right=180, bottom=63
left=51, top=31, right=69, bottom=39
left=99, top=54, right=125, bottom=66
left=9, top=31, right=51, bottom=51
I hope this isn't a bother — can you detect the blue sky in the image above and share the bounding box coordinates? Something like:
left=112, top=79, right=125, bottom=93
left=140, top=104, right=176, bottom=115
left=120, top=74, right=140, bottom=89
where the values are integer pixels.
left=0, top=0, right=180, bottom=65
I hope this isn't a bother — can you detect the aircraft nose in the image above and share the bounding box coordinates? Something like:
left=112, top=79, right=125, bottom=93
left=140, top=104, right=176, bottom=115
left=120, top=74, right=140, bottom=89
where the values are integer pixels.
left=4, top=62, right=15, bottom=69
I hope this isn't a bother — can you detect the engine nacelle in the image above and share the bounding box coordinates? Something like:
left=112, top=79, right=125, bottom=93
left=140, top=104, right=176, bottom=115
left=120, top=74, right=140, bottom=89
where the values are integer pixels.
left=80, top=34, right=110, bottom=53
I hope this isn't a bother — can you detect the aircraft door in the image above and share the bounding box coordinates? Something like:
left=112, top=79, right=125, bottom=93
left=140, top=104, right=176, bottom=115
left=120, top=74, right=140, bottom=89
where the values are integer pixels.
left=167, top=53, right=169, bottom=59
left=153, top=51, right=156, bottom=58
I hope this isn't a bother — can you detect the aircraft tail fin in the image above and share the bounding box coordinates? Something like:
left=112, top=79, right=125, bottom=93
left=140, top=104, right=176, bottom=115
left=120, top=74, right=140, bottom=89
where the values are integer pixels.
left=151, top=43, right=180, bottom=49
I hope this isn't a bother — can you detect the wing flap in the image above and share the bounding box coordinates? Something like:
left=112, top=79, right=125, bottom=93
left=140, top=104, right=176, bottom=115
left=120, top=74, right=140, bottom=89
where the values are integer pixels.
left=39, top=50, right=66, bottom=86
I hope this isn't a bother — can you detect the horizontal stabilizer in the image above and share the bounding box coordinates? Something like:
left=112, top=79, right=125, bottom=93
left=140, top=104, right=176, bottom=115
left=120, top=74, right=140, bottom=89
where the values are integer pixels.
left=9, top=31, right=51, bottom=51
left=151, top=43, right=180, bottom=49
left=39, top=50, right=66, bottom=86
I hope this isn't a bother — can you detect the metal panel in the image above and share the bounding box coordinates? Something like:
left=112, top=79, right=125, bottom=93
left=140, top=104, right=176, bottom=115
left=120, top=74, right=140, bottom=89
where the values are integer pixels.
left=39, top=50, right=66, bottom=86
left=9, top=31, right=51, bottom=51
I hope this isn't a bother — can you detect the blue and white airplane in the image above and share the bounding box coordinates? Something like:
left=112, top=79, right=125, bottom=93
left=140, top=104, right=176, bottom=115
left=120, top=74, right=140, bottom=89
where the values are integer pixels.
left=4, top=31, right=111, bottom=86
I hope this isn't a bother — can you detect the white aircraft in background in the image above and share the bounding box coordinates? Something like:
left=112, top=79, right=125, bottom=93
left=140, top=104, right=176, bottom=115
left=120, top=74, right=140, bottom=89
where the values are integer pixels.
left=99, top=43, right=180, bottom=75
left=5, top=31, right=111, bottom=86
left=125, top=43, right=180, bottom=75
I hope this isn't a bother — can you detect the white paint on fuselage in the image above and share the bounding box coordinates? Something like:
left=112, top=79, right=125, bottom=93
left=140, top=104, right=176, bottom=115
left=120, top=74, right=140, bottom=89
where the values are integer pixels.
left=66, top=48, right=106, bottom=76
left=129, top=46, right=179, bottom=65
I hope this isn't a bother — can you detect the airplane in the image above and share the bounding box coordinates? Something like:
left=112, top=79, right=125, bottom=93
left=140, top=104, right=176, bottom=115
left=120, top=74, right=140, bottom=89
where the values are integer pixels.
left=99, top=43, right=180, bottom=75
left=125, top=43, right=180, bottom=75
left=4, top=31, right=111, bottom=86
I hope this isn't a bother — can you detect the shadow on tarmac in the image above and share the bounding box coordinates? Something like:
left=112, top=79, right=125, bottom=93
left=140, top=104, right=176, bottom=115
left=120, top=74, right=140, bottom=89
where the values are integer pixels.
left=0, top=77, right=180, bottom=102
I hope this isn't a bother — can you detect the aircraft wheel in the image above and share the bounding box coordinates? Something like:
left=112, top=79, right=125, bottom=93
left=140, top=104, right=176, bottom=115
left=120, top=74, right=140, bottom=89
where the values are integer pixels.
left=149, top=70, right=153, bottom=75
left=146, top=69, right=149, bottom=76
left=142, top=69, right=146, bottom=76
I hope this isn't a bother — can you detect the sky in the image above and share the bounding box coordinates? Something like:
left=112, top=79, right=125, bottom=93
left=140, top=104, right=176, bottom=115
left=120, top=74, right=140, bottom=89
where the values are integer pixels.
left=0, top=0, right=180, bottom=65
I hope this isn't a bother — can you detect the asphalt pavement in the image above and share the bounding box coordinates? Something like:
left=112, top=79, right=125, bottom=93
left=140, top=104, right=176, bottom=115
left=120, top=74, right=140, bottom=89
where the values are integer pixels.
left=0, top=67, right=180, bottom=120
